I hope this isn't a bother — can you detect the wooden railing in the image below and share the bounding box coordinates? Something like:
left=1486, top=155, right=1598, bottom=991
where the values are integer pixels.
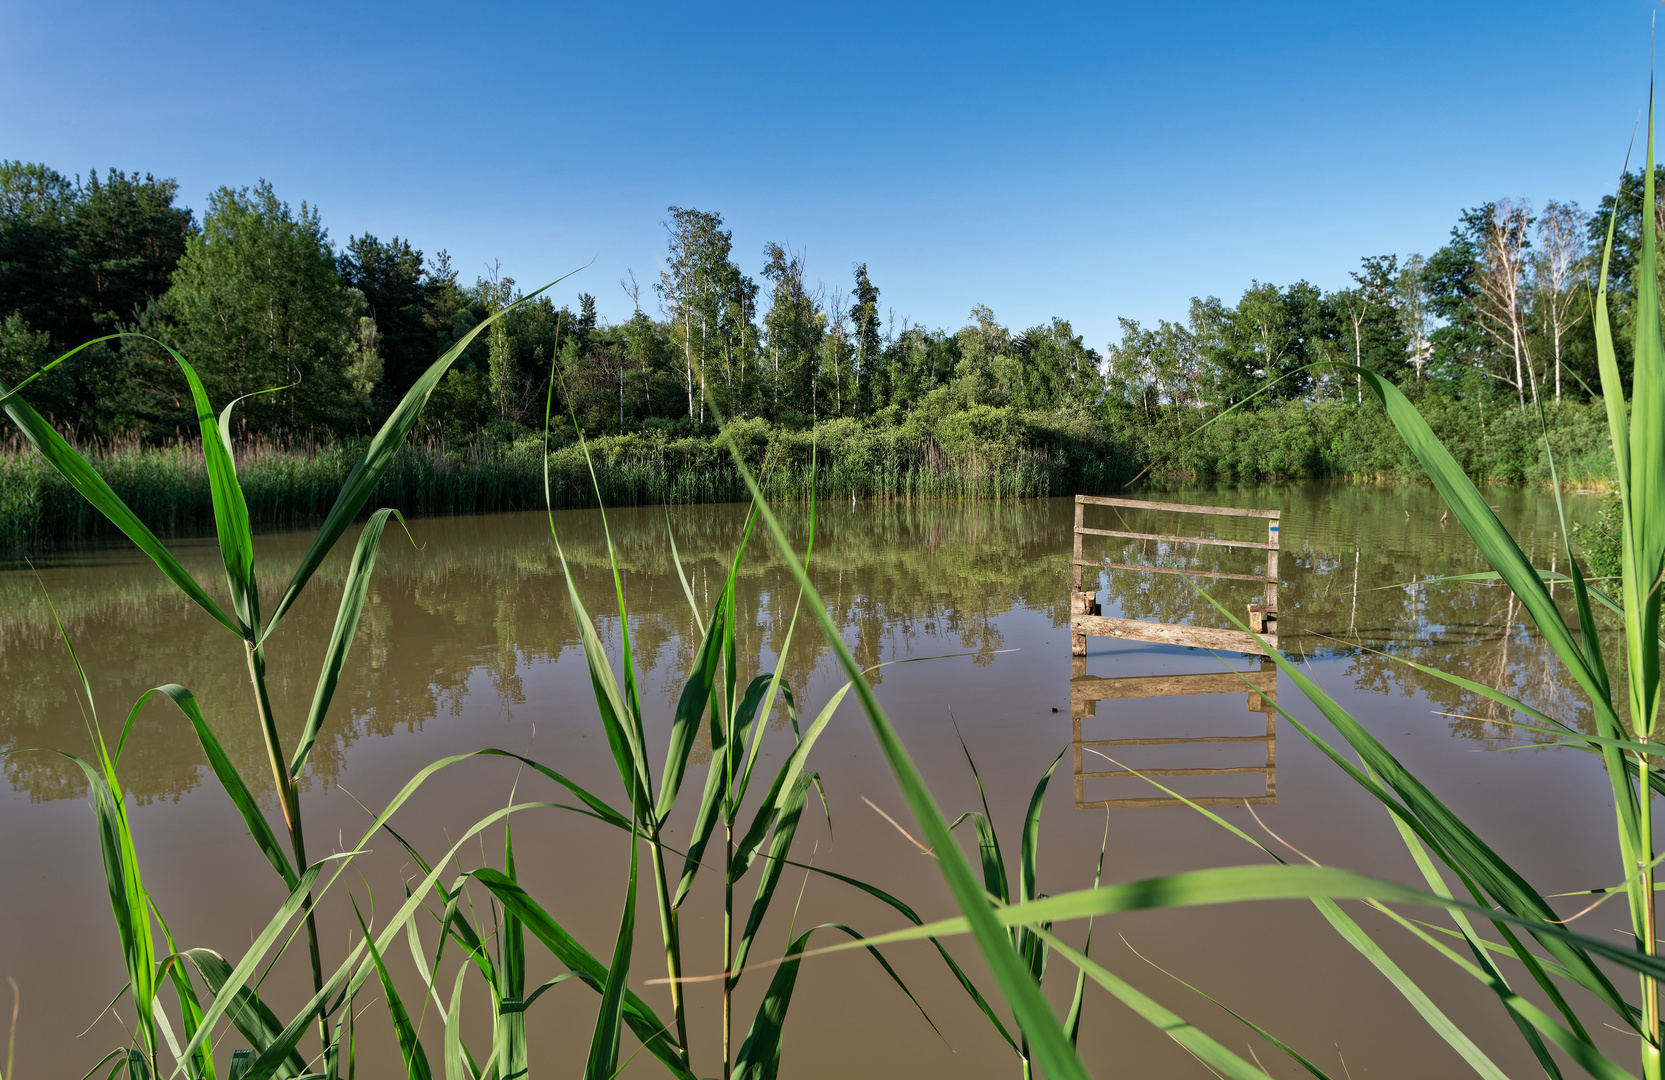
left=1069, top=494, right=1280, bottom=656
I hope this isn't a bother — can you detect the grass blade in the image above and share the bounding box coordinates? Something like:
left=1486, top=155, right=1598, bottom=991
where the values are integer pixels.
left=468, top=870, right=692, bottom=1080
left=181, top=950, right=307, bottom=1080
left=585, top=821, right=639, bottom=1080
left=717, top=434, right=1092, bottom=1080
left=263, top=274, right=574, bottom=636
left=353, top=901, right=432, bottom=1080
left=443, top=965, right=470, bottom=1080
left=731, top=923, right=934, bottom=1080
left=0, top=385, right=238, bottom=636
left=134, top=685, right=297, bottom=890
left=290, top=509, right=407, bottom=779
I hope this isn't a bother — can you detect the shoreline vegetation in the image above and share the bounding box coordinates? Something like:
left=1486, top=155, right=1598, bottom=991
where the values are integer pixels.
left=0, top=395, right=1616, bottom=549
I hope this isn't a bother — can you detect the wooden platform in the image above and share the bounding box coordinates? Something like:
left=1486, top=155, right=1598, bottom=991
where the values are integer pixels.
left=1068, top=612, right=1277, bottom=655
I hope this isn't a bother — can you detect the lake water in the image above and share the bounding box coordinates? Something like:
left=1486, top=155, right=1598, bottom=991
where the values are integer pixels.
left=0, top=486, right=1629, bottom=1077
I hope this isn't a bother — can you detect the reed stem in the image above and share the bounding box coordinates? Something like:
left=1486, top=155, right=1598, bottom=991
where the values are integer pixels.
left=649, top=837, right=690, bottom=1064
left=244, top=645, right=328, bottom=1051
left=724, top=821, right=734, bottom=1080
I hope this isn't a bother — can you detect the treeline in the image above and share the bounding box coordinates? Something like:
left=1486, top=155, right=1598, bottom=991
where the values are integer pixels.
left=1107, top=191, right=1658, bottom=413
left=0, top=167, right=1101, bottom=441
left=0, top=159, right=1641, bottom=477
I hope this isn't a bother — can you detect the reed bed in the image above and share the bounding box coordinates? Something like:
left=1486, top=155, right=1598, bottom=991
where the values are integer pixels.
left=0, top=422, right=1118, bottom=549
left=0, top=394, right=1617, bottom=551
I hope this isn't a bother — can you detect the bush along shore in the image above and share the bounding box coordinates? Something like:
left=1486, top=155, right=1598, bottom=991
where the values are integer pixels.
left=0, top=396, right=1615, bottom=549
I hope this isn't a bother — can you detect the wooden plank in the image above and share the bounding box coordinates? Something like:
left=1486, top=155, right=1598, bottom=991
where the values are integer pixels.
left=1074, top=558, right=1267, bottom=583
left=1080, top=765, right=1271, bottom=779
left=1076, top=495, right=1280, bottom=519
left=1080, top=792, right=1275, bottom=810
left=1070, top=612, right=1275, bottom=654
left=1076, top=735, right=1272, bottom=747
left=1075, top=526, right=1272, bottom=552
left=1071, top=669, right=1276, bottom=703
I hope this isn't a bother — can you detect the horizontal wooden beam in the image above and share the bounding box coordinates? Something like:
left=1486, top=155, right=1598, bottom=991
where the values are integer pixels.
left=1079, top=766, right=1272, bottom=779
left=1078, top=795, right=1277, bottom=809
left=1070, top=669, right=1275, bottom=702
left=1075, top=495, right=1280, bottom=519
left=1077, top=735, right=1273, bottom=747
left=1075, top=526, right=1272, bottom=551
left=1073, top=558, right=1269, bottom=583
left=1070, top=613, right=1275, bottom=655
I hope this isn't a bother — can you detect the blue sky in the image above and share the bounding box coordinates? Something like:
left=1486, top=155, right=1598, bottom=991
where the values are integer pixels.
left=1, top=1, right=1655, bottom=348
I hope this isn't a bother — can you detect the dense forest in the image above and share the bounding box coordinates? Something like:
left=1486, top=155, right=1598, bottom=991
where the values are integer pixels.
left=0, top=159, right=1637, bottom=498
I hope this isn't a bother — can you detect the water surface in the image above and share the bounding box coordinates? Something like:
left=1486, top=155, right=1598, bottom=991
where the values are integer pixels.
left=0, top=486, right=1628, bottom=1077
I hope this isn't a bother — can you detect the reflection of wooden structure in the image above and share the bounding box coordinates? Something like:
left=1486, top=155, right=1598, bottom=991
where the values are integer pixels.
left=1071, top=657, right=1278, bottom=809
left=1070, top=495, right=1280, bottom=656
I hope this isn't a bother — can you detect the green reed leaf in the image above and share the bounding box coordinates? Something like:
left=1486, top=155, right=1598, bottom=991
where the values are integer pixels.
left=290, top=509, right=407, bottom=779
left=731, top=772, right=816, bottom=979
left=264, top=273, right=574, bottom=637
left=718, top=431, right=1092, bottom=1080
left=133, top=685, right=297, bottom=890
left=354, top=901, right=431, bottom=1080
left=0, top=382, right=238, bottom=636
left=731, top=923, right=933, bottom=1080
left=584, top=821, right=638, bottom=1080
left=181, top=950, right=307, bottom=1080
left=467, top=870, right=692, bottom=1080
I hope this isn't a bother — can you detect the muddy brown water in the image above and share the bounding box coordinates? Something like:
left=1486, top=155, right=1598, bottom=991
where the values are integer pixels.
left=0, top=485, right=1633, bottom=1077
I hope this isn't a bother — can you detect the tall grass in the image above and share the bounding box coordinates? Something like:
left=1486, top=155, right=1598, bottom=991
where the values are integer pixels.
left=0, top=394, right=1619, bottom=550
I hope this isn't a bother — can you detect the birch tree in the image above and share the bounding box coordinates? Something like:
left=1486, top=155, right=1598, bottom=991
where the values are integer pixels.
left=1474, top=199, right=1537, bottom=409
left=1532, top=200, right=1589, bottom=402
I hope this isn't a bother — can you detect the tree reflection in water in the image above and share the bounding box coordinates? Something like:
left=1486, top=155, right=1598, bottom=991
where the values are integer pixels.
left=0, top=484, right=1609, bottom=804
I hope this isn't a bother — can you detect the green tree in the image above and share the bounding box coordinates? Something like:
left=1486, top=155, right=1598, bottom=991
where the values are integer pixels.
left=1423, top=206, right=1492, bottom=393
left=658, top=206, right=749, bottom=422
left=761, top=242, right=823, bottom=422
left=0, top=163, right=195, bottom=434
left=953, top=304, right=1010, bottom=406
left=850, top=263, right=882, bottom=412
left=337, top=234, right=434, bottom=411
left=162, top=181, right=366, bottom=432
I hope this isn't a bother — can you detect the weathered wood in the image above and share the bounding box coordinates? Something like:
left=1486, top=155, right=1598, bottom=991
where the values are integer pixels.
left=1080, top=765, right=1271, bottom=779
left=1075, top=495, right=1280, bottom=519
left=1070, top=669, right=1276, bottom=703
left=1075, top=559, right=1267, bottom=583
left=1072, top=500, right=1085, bottom=591
left=1070, top=613, right=1275, bottom=654
left=1079, top=795, right=1278, bottom=809
left=1069, top=589, right=1096, bottom=656
left=1077, top=734, right=1273, bottom=746
left=1265, top=519, right=1280, bottom=612
left=1074, top=526, right=1273, bottom=552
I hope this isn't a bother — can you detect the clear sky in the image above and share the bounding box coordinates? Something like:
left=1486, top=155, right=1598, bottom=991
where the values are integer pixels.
left=1, top=1, right=1655, bottom=348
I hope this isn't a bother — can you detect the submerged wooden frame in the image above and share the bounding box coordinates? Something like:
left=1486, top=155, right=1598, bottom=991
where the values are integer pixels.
left=1071, top=658, right=1278, bottom=809
left=1069, top=495, right=1280, bottom=656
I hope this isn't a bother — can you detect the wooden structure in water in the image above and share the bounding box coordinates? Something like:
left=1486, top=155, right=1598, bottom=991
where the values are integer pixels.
left=1069, top=495, right=1280, bottom=656
left=1071, top=658, right=1278, bottom=809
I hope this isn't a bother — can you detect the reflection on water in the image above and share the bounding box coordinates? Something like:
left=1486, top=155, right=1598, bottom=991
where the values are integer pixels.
left=0, top=484, right=1623, bottom=1078
left=1071, top=656, right=1277, bottom=809
left=0, top=484, right=1606, bottom=804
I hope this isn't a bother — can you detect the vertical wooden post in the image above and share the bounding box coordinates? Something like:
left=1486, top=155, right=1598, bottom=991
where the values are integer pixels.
left=1069, top=590, right=1094, bottom=656
left=1072, top=496, right=1085, bottom=592
left=1265, top=514, right=1280, bottom=614
left=1071, top=709, right=1085, bottom=808
left=1256, top=659, right=1277, bottom=799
